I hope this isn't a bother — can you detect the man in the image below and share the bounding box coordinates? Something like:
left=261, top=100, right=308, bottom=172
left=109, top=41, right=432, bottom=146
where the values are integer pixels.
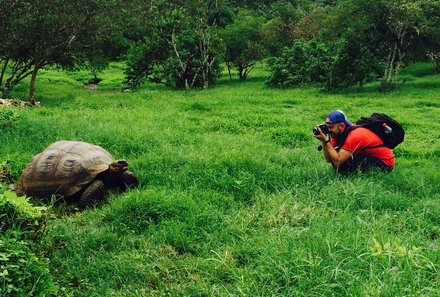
left=314, top=110, right=394, bottom=174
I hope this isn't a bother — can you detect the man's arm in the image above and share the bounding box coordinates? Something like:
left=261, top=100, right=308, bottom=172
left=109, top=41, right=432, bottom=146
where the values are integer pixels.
left=314, top=127, right=352, bottom=167
left=321, top=141, right=351, bottom=167
left=322, top=140, right=331, bottom=162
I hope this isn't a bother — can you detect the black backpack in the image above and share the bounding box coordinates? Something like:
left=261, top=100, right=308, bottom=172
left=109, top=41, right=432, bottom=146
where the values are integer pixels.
left=353, top=113, right=405, bottom=149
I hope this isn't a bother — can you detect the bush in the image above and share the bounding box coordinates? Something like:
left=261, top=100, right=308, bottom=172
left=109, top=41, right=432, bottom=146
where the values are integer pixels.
left=0, top=188, right=47, bottom=238
left=0, top=109, right=21, bottom=131
left=266, top=39, right=330, bottom=88
left=325, top=38, right=382, bottom=90
left=0, top=188, right=57, bottom=296
left=266, top=38, right=383, bottom=90
left=0, top=237, right=58, bottom=296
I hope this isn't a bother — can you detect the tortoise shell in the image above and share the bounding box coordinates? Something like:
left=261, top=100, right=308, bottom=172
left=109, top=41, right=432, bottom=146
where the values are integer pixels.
left=16, top=141, right=114, bottom=198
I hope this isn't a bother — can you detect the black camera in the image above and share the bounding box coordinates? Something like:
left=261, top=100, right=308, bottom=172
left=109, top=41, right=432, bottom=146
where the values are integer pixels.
left=313, top=123, right=330, bottom=135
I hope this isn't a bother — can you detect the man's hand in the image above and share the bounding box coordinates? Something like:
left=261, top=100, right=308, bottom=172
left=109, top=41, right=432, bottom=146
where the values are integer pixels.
left=313, top=126, right=329, bottom=142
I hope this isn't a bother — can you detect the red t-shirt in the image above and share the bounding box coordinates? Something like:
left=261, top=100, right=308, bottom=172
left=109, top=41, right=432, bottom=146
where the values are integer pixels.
left=331, top=127, right=395, bottom=166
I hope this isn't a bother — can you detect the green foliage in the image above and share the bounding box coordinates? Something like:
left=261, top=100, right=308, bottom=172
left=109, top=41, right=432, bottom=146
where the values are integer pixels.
left=259, top=1, right=299, bottom=56
left=420, top=0, right=440, bottom=50
left=0, top=0, right=125, bottom=99
left=222, top=12, right=266, bottom=80
left=292, top=6, right=328, bottom=41
left=319, top=0, right=434, bottom=91
left=0, top=108, right=21, bottom=130
left=326, top=38, right=383, bottom=90
left=266, top=39, right=330, bottom=87
left=209, top=6, right=236, bottom=28
left=0, top=188, right=47, bottom=237
left=125, top=34, right=170, bottom=87
left=264, top=1, right=388, bottom=90
left=126, top=28, right=223, bottom=89
left=267, top=0, right=430, bottom=91
left=0, top=188, right=56, bottom=296
left=125, top=2, right=224, bottom=90
left=0, top=237, right=58, bottom=296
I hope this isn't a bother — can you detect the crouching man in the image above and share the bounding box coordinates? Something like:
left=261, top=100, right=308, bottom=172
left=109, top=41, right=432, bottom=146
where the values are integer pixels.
left=314, top=110, right=394, bottom=175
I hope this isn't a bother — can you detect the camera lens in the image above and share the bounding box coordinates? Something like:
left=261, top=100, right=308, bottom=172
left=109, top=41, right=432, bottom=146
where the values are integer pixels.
left=320, top=124, right=329, bottom=135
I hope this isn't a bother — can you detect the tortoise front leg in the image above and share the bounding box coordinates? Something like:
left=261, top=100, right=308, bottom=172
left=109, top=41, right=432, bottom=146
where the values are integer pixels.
left=78, top=179, right=105, bottom=209
left=121, top=171, right=139, bottom=189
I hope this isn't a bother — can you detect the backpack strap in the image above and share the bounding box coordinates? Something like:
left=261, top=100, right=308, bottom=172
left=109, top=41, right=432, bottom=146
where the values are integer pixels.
left=334, top=125, right=358, bottom=151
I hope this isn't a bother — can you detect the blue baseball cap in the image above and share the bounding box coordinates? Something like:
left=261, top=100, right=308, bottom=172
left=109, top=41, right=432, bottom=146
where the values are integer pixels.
left=326, top=110, right=352, bottom=125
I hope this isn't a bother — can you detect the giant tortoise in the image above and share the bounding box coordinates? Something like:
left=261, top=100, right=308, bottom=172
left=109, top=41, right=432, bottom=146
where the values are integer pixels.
left=16, top=141, right=138, bottom=208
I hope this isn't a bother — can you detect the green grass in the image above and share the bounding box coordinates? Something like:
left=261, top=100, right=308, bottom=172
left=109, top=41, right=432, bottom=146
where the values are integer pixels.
left=2, top=61, right=440, bottom=296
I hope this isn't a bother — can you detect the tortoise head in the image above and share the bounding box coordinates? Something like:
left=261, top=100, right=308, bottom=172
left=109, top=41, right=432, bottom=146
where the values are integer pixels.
left=108, top=160, right=128, bottom=173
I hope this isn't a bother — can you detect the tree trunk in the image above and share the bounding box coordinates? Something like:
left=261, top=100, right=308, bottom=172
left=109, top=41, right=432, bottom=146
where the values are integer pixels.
left=382, top=42, right=402, bottom=88
left=383, top=44, right=397, bottom=83
left=1, top=87, right=8, bottom=99
left=1, top=60, right=34, bottom=98
left=392, top=51, right=403, bottom=83
left=242, top=63, right=255, bottom=81
left=428, top=53, right=440, bottom=73
left=28, top=66, right=40, bottom=104
left=2, top=78, right=12, bottom=98
left=238, top=66, right=245, bottom=80
left=0, top=59, right=9, bottom=91
left=226, top=62, right=232, bottom=79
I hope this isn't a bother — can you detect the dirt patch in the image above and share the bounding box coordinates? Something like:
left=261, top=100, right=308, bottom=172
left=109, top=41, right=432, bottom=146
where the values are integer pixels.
left=84, top=83, right=98, bottom=90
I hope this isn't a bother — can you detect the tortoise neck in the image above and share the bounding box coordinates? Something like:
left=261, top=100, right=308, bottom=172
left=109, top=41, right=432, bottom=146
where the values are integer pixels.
left=97, top=170, right=124, bottom=187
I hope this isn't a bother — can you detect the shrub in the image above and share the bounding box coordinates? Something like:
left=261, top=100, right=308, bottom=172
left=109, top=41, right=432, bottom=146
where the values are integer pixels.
left=0, top=188, right=47, bottom=238
left=0, top=187, right=57, bottom=296
left=0, top=237, right=58, bottom=296
left=266, top=39, right=330, bottom=88
left=325, top=38, right=382, bottom=90
left=0, top=109, right=21, bottom=131
left=266, top=37, right=384, bottom=90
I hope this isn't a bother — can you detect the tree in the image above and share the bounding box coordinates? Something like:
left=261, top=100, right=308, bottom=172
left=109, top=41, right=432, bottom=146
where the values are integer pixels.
left=317, top=0, right=425, bottom=90
left=379, top=0, right=423, bottom=90
left=0, top=1, right=34, bottom=98
left=222, top=12, right=266, bottom=80
left=420, top=0, right=440, bottom=73
left=259, top=1, right=299, bottom=56
left=0, top=0, right=123, bottom=102
left=125, top=0, right=224, bottom=89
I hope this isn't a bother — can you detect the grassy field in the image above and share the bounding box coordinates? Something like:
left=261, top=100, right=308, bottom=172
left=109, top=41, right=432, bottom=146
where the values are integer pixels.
left=2, top=62, right=440, bottom=296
